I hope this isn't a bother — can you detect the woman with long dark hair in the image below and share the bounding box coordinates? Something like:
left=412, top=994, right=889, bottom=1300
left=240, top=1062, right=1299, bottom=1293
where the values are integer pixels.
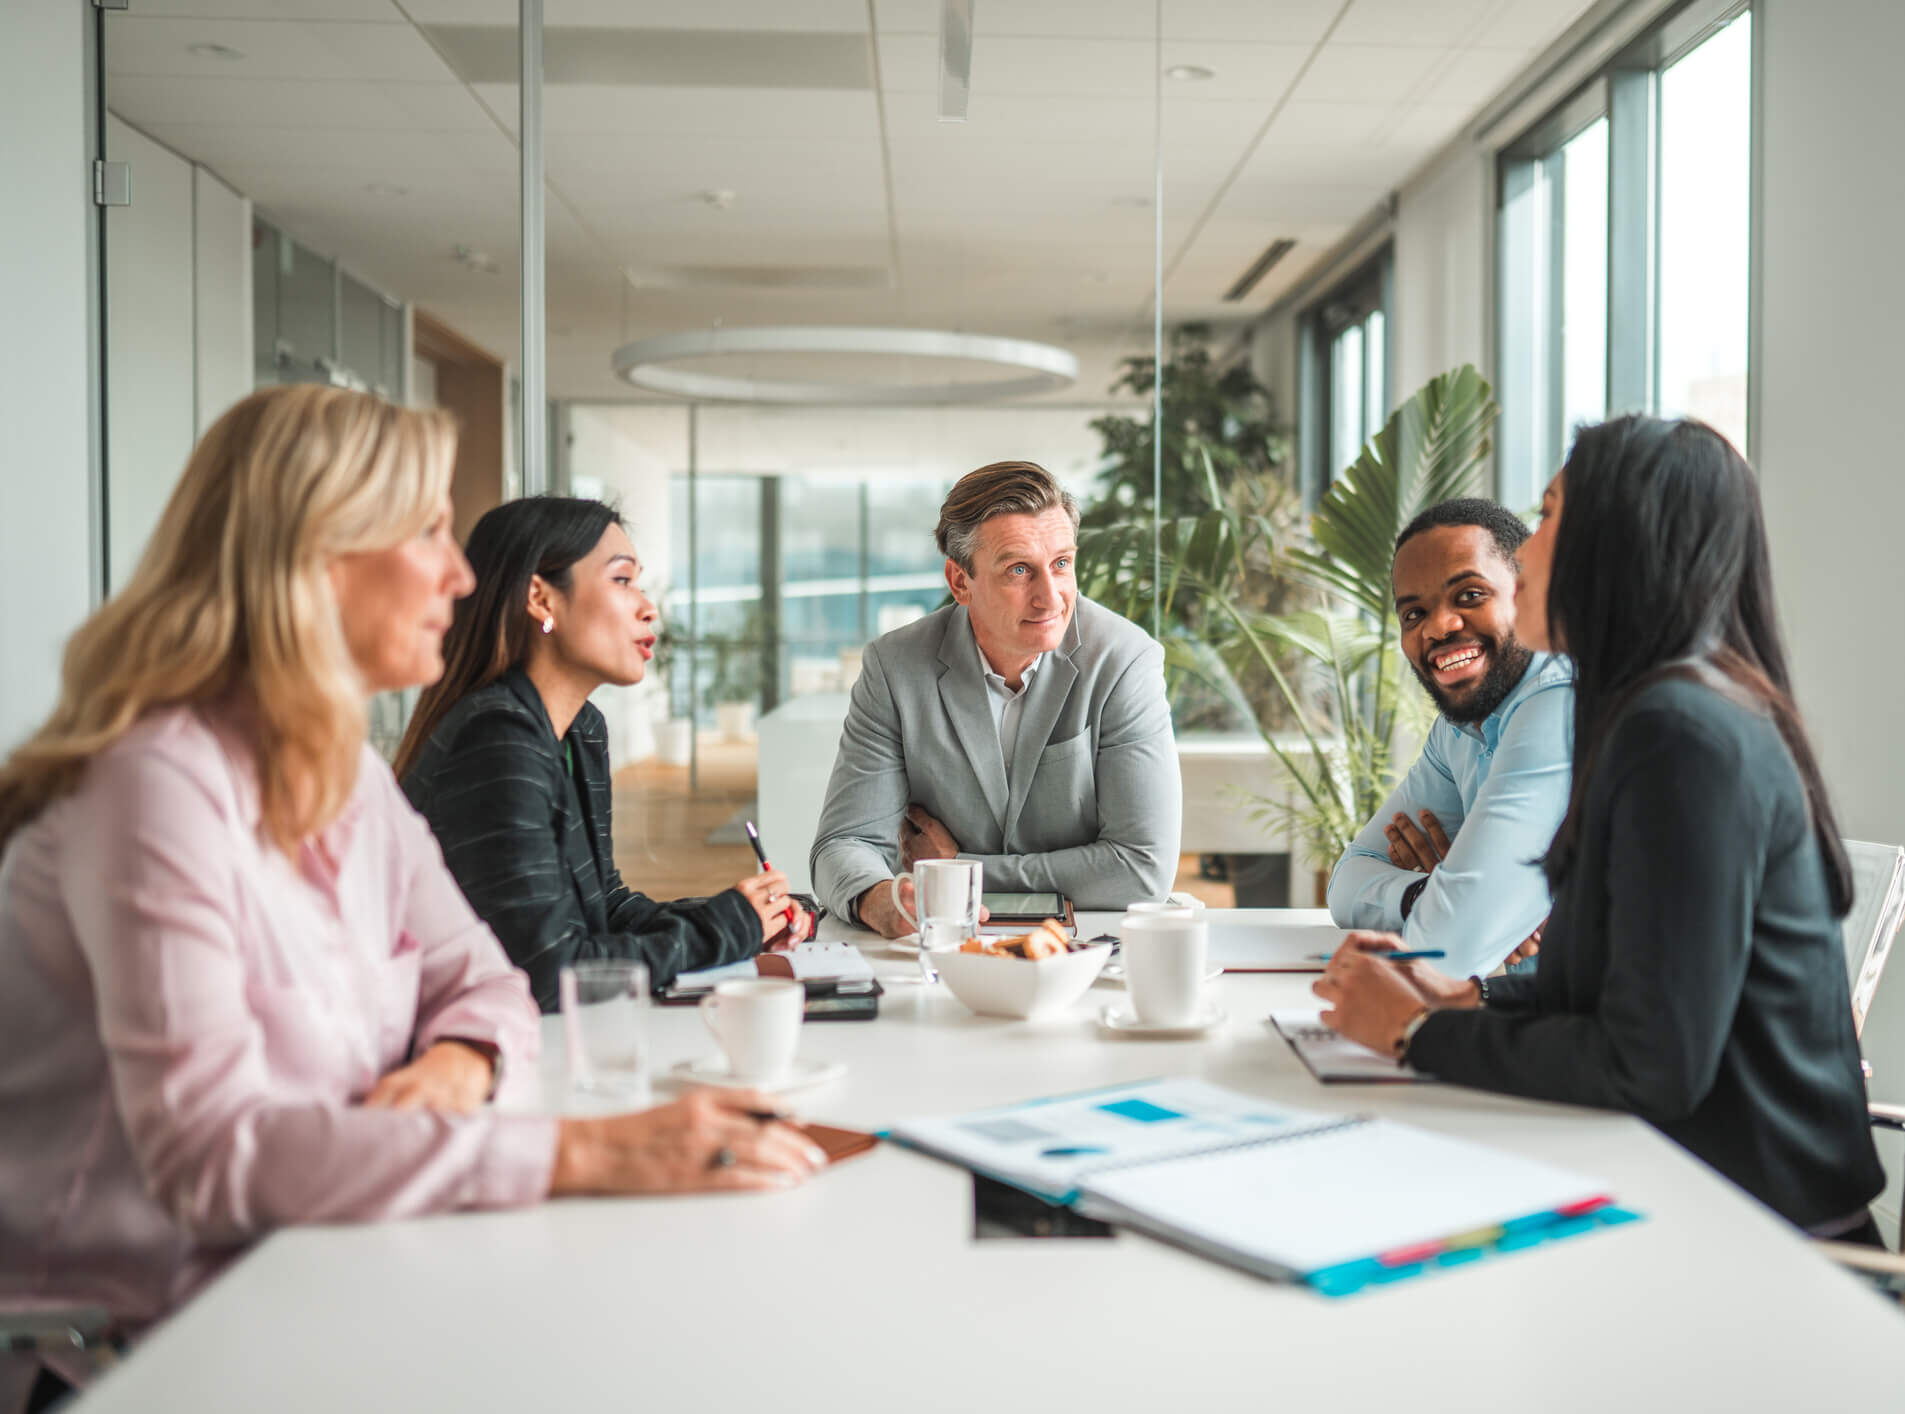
left=1315, top=415, right=1884, bottom=1237
left=396, top=497, right=809, bottom=1012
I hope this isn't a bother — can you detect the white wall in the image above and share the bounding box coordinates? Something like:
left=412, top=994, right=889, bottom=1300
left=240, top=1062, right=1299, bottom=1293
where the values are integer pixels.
left=105, top=116, right=195, bottom=593
left=1754, top=0, right=1905, bottom=1235
left=194, top=167, right=253, bottom=431
left=104, top=116, right=251, bottom=591
left=1392, top=149, right=1493, bottom=401
left=0, top=1, right=97, bottom=753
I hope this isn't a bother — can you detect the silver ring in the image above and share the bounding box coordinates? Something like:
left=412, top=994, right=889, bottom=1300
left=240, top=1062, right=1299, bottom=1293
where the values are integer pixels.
left=709, top=1146, right=737, bottom=1171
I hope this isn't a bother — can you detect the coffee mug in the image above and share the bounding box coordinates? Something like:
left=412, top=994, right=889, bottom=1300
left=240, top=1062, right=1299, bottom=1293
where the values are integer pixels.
left=699, top=977, right=804, bottom=1084
left=1119, top=914, right=1209, bottom=1026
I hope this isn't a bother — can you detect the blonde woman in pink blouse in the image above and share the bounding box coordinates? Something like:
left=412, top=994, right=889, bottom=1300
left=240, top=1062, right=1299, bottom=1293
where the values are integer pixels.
left=0, top=387, right=823, bottom=1406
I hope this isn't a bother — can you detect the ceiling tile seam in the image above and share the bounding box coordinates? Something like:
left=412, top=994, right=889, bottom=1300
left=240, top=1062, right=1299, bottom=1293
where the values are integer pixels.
left=386, top=0, right=631, bottom=344
left=863, top=0, right=907, bottom=316
left=1116, top=0, right=1358, bottom=352
left=1365, top=0, right=1531, bottom=148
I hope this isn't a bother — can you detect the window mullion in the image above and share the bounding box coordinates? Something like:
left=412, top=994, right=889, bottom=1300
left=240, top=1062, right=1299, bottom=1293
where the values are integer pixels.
left=1607, top=65, right=1659, bottom=416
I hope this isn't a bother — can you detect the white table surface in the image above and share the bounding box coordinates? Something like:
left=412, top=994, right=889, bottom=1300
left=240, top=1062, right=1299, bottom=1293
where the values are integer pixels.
left=76, top=911, right=1905, bottom=1412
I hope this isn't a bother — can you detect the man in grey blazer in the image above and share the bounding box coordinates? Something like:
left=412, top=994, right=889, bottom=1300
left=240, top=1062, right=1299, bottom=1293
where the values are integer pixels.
left=810, top=460, right=1182, bottom=938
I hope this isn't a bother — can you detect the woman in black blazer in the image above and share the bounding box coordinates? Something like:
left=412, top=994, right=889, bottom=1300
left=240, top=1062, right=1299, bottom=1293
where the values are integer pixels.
left=396, top=498, right=809, bottom=1012
left=1316, top=416, right=1885, bottom=1237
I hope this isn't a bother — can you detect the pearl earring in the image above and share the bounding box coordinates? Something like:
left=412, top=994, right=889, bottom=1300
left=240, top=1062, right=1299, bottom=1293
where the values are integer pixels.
left=541, top=617, right=554, bottom=635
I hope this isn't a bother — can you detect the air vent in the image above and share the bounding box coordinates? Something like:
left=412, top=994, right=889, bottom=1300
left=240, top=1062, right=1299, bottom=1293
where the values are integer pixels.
left=1223, top=238, right=1297, bottom=302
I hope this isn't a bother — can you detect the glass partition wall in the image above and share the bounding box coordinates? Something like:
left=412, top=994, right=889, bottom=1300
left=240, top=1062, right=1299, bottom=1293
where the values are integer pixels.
left=97, top=0, right=1564, bottom=905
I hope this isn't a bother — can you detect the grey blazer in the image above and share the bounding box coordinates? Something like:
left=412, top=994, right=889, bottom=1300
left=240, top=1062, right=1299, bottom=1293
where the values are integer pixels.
left=809, top=597, right=1181, bottom=921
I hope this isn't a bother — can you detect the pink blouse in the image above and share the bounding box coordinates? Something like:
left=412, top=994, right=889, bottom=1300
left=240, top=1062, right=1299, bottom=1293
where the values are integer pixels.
left=0, top=704, right=558, bottom=1338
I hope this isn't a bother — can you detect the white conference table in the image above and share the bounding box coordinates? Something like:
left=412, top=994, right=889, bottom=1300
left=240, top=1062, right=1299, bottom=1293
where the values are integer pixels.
left=78, top=911, right=1905, bottom=1412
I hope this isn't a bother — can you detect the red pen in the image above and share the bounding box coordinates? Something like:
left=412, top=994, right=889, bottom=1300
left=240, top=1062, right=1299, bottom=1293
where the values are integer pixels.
left=743, top=820, right=805, bottom=939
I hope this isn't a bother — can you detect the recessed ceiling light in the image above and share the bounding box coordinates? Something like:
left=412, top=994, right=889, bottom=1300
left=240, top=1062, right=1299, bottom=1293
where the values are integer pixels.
left=1165, top=64, right=1215, bottom=82
left=187, top=42, right=245, bottom=61
left=697, top=189, right=738, bottom=210
left=364, top=182, right=409, bottom=197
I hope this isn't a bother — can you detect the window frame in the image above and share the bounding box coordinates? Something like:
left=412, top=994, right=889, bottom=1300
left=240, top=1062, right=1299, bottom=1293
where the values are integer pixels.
left=1300, top=247, right=1393, bottom=506
left=1494, top=0, right=1752, bottom=508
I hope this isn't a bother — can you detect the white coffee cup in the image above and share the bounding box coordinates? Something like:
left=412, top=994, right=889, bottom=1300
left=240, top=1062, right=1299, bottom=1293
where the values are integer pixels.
left=699, top=977, right=804, bottom=1084
left=1123, top=899, right=1198, bottom=921
left=1120, top=914, right=1209, bottom=1026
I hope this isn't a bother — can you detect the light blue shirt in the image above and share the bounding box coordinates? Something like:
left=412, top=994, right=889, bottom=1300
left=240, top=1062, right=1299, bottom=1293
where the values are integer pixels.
left=1327, top=653, right=1574, bottom=977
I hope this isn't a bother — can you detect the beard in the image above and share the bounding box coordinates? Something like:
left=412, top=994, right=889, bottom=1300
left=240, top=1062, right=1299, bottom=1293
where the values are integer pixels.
left=1410, top=631, right=1535, bottom=725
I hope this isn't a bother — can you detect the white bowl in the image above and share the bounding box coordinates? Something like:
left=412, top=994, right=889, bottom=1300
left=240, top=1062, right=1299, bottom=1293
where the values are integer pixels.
left=929, top=941, right=1112, bottom=1020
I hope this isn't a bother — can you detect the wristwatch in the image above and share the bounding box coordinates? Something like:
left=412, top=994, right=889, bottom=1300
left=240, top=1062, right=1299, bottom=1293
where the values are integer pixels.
left=1395, top=1006, right=1433, bottom=1060
left=1470, top=974, right=1492, bottom=1008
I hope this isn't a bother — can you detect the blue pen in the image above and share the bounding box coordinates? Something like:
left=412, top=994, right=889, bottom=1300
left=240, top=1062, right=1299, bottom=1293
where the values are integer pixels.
left=1307, top=948, right=1448, bottom=963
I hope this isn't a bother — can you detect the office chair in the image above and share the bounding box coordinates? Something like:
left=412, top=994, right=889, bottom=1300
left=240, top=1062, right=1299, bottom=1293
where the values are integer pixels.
left=1817, top=840, right=1905, bottom=1290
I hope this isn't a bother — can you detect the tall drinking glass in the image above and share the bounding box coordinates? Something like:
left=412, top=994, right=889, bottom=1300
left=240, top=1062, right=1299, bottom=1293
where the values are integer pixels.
left=891, top=858, right=983, bottom=984
left=561, top=960, right=651, bottom=1112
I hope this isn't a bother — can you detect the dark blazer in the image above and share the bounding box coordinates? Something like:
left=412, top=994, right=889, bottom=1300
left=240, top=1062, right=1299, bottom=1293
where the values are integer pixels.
left=402, top=670, right=760, bottom=1012
left=1407, top=675, right=1885, bottom=1231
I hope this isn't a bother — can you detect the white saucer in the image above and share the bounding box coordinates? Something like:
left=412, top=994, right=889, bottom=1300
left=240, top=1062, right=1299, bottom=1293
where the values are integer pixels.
left=1100, top=961, right=1223, bottom=985
left=1096, top=1001, right=1228, bottom=1039
left=669, top=1056, right=846, bottom=1094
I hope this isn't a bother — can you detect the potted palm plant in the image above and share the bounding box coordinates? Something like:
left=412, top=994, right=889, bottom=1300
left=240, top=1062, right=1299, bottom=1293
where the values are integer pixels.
left=1078, top=364, right=1500, bottom=887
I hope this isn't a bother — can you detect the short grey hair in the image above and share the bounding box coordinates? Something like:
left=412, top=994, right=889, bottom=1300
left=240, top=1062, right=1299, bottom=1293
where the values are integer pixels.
left=934, top=460, right=1081, bottom=573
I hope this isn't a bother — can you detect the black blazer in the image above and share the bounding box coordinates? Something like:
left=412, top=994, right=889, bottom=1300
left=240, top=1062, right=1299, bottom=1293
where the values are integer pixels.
left=1408, top=675, right=1885, bottom=1231
left=402, top=670, right=761, bottom=1012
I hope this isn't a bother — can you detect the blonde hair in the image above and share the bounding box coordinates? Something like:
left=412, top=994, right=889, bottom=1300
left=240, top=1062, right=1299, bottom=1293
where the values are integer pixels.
left=934, top=460, right=1079, bottom=573
left=0, top=385, right=456, bottom=855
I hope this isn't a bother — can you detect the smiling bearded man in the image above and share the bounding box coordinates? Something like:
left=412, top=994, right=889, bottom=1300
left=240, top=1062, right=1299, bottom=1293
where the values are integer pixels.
left=1324, top=498, right=1575, bottom=980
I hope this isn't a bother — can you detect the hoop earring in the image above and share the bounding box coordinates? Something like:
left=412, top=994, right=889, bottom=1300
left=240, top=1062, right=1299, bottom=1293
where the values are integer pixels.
left=541, top=617, right=555, bottom=636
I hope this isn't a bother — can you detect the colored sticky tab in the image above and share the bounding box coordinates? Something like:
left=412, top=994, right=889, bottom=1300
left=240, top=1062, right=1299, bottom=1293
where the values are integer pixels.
left=1556, top=1195, right=1613, bottom=1218
left=1378, top=1240, right=1446, bottom=1267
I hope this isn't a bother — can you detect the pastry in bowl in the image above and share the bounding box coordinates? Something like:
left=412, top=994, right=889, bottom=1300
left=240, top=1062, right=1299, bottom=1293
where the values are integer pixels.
left=933, top=921, right=1110, bottom=1020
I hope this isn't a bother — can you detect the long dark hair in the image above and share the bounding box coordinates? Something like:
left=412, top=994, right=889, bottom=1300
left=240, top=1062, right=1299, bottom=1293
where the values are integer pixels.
left=394, top=496, right=623, bottom=779
left=1543, top=415, right=1852, bottom=915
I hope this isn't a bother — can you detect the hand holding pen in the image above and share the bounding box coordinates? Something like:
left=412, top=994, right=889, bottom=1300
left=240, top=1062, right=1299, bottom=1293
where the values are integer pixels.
left=742, top=821, right=811, bottom=949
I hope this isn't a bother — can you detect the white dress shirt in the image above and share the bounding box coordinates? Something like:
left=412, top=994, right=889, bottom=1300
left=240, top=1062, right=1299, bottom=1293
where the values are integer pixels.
left=972, top=620, right=1043, bottom=782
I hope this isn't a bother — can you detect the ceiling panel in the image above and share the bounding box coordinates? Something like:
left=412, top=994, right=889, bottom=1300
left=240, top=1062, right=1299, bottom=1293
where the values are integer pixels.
left=875, top=0, right=1346, bottom=45
left=401, top=0, right=868, bottom=26
left=100, top=0, right=1607, bottom=401
left=107, top=74, right=499, bottom=130
left=105, top=17, right=445, bottom=82
left=1332, top=0, right=1500, bottom=47
left=124, top=0, right=402, bottom=18
left=1288, top=43, right=1463, bottom=103
left=466, top=82, right=875, bottom=139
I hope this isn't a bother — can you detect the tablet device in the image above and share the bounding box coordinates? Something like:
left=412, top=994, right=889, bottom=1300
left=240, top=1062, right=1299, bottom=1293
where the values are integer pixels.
left=980, top=892, right=1076, bottom=934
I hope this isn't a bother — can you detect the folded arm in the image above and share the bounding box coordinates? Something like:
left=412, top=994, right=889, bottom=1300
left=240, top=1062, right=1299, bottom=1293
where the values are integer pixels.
left=1327, top=726, right=1467, bottom=931
left=960, top=642, right=1181, bottom=908
left=64, top=747, right=556, bottom=1246
left=810, top=643, right=911, bottom=922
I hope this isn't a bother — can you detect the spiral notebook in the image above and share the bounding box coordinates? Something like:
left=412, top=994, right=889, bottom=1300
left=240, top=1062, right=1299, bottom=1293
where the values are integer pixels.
left=890, top=1078, right=1633, bottom=1296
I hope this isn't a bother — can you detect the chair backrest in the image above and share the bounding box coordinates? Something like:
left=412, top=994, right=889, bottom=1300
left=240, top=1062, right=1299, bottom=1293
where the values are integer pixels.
left=1842, top=839, right=1905, bottom=1039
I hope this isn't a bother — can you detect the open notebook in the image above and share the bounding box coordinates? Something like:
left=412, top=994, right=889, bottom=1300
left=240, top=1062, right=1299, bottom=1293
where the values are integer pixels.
left=890, top=1078, right=1633, bottom=1296
left=1270, top=1009, right=1429, bottom=1083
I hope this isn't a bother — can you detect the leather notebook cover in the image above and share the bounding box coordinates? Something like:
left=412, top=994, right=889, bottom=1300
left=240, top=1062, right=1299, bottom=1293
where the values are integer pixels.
left=800, top=1123, right=879, bottom=1164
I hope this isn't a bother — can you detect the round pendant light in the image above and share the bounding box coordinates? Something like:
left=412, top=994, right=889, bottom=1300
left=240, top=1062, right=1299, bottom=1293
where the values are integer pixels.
left=609, top=325, right=1078, bottom=405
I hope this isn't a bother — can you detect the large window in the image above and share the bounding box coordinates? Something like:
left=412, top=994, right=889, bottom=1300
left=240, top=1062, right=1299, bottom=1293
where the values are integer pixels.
left=1305, top=255, right=1390, bottom=501
left=1497, top=1, right=1752, bottom=509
